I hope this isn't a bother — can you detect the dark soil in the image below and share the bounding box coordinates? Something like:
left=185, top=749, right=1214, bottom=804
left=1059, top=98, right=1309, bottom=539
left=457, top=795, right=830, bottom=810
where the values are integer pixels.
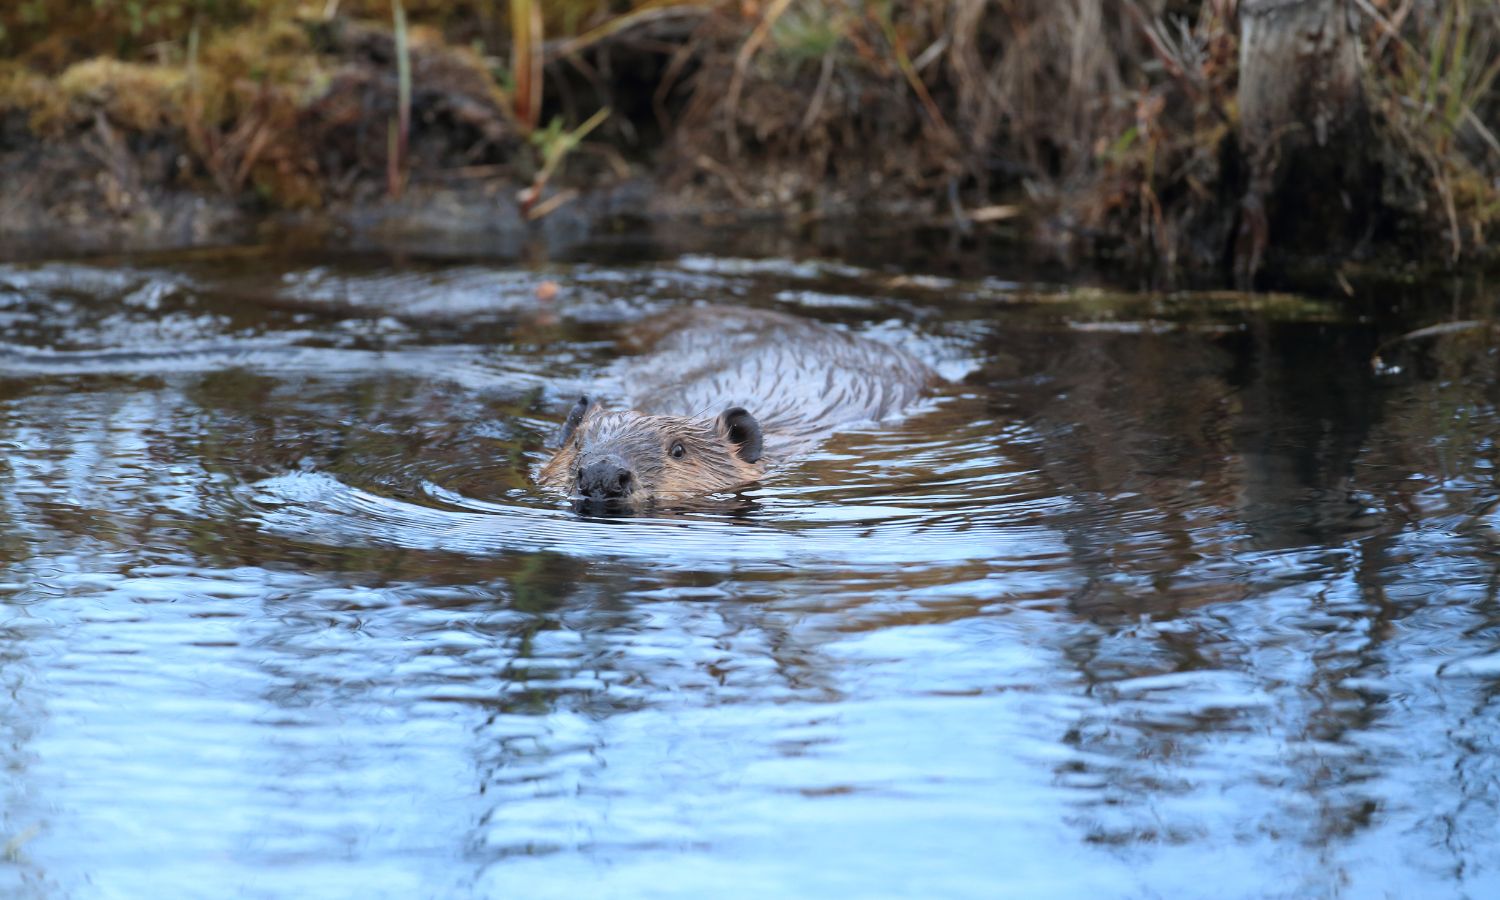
left=0, top=5, right=1495, bottom=283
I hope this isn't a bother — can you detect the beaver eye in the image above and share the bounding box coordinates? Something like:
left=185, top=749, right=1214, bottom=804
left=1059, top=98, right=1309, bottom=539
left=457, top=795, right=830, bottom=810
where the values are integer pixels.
left=670, top=441, right=686, bottom=459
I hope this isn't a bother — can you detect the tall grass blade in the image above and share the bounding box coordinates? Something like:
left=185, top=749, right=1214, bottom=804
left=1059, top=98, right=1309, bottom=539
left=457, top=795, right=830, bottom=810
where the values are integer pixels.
left=390, top=0, right=411, bottom=197
left=1443, top=1, right=1470, bottom=129
left=1425, top=2, right=1455, bottom=112
left=511, top=0, right=543, bottom=130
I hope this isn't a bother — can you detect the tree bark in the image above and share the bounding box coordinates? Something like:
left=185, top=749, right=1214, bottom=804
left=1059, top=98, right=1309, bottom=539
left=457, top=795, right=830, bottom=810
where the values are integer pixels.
left=1235, top=0, right=1370, bottom=283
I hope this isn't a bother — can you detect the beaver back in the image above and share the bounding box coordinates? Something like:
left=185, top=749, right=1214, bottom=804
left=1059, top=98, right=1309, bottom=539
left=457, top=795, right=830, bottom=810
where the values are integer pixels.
left=619, top=306, right=937, bottom=459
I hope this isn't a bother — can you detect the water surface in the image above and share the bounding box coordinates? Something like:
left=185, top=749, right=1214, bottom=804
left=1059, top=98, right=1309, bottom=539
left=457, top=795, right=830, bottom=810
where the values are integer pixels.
left=2, top=245, right=1499, bottom=897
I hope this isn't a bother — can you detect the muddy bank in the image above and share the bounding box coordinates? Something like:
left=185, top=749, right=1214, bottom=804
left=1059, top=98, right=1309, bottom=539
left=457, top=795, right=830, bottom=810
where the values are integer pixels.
left=2, top=3, right=1497, bottom=280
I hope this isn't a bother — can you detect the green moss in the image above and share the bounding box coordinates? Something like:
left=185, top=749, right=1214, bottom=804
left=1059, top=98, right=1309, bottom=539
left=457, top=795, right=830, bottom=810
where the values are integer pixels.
left=203, top=17, right=317, bottom=84
left=0, top=63, right=70, bottom=136
left=56, top=58, right=189, bottom=131
left=770, top=2, right=848, bottom=62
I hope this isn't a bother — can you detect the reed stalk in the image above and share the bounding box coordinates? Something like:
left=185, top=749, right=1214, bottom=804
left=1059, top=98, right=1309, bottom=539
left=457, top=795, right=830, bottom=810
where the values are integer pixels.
left=388, top=0, right=411, bottom=197
left=511, top=0, right=543, bottom=130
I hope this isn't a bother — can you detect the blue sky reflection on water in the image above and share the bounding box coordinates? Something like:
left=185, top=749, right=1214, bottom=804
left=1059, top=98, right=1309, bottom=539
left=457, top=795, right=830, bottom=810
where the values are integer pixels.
left=1, top=252, right=1500, bottom=897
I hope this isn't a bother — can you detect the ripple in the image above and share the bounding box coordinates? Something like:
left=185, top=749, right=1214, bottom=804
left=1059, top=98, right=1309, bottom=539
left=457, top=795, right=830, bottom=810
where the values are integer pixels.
left=6, top=249, right=1500, bottom=897
left=0, top=339, right=577, bottom=395
left=241, top=470, right=1068, bottom=571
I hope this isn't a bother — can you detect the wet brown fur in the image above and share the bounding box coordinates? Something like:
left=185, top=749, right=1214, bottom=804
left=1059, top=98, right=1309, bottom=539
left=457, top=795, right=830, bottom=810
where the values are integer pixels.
left=537, top=405, right=763, bottom=508
left=538, top=306, right=937, bottom=510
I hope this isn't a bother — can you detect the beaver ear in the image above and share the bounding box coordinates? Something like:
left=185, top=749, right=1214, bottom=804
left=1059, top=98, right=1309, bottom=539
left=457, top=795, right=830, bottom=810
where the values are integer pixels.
left=719, top=407, right=763, bottom=463
left=557, top=395, right=590, bottom=446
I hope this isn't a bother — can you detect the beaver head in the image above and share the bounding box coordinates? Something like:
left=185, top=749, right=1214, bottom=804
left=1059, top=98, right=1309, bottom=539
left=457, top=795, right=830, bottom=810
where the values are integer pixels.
left=537, top=395, right=765, bottom=513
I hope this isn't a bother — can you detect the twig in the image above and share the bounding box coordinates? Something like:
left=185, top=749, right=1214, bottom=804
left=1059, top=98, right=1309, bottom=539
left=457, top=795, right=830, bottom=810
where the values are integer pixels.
left=912, top=35, right=949, bottom=74
left=694, top=153, right=752, bottom=205
left=1352, top=0, right=1404, bottom=49
left=1425, top=151, right=1462, bottom=263
left=653, top=31, right=704, bottom=133
left=725, top=0, right=795, bottom=157
left=967, top=204, right=1022, bottom=223
left=1371, top=319, right=1496, bottom=371
left=871, top=4, right=952, bottom=135
left=233, top=117, right=273, bottom=189
left=519, top=106, right=612, bottom=211
left=1121, top=0, right=1206, bottom=107
left=526, top=188, right=579, bottom=221
left=546, top=4, right=713, bottom=62
left=800, top=48, right=836, bottom=133
left=1462, top=106, right=1500, bottom=163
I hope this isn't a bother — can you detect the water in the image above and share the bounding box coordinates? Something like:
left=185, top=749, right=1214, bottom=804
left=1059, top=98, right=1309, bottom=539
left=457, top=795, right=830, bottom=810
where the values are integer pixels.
left=2, top=243, right=1499, bottom=898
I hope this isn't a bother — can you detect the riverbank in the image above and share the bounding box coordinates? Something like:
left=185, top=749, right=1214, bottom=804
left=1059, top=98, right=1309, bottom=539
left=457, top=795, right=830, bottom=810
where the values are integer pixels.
left=2, top=2, right=1496, bottom=283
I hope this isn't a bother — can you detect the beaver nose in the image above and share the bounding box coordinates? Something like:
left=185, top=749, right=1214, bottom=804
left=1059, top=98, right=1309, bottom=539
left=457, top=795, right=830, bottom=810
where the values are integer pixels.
left=577, top=458, right=634, bottom=499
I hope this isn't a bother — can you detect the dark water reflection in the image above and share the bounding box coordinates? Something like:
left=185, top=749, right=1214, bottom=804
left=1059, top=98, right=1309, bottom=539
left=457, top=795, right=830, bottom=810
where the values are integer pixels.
left=2, top=248, right=1499, bottom=897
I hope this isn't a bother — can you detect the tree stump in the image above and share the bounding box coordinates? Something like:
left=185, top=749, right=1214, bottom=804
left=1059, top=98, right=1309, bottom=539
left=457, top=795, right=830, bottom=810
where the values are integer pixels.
left=1235, top=0, right=1371, bottom=283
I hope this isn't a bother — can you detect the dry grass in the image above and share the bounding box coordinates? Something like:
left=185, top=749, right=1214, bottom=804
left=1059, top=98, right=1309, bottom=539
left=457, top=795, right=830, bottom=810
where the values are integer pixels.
left=2, top=0, right=1497, bottom=268
left=1362, top=0, right=1500, bottom=260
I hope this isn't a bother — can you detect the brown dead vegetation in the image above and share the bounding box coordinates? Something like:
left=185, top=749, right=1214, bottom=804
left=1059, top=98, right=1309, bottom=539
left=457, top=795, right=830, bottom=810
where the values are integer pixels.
left=655, top=0, right=1500, bottom=273
left=0, top=1, right=1496, bottom=276
left=0, top=10, right=523, bottom=242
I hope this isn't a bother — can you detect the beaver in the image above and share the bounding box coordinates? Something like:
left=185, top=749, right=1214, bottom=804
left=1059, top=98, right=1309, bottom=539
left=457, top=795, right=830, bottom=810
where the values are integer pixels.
left=538, top=305, right=938, bottom=512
